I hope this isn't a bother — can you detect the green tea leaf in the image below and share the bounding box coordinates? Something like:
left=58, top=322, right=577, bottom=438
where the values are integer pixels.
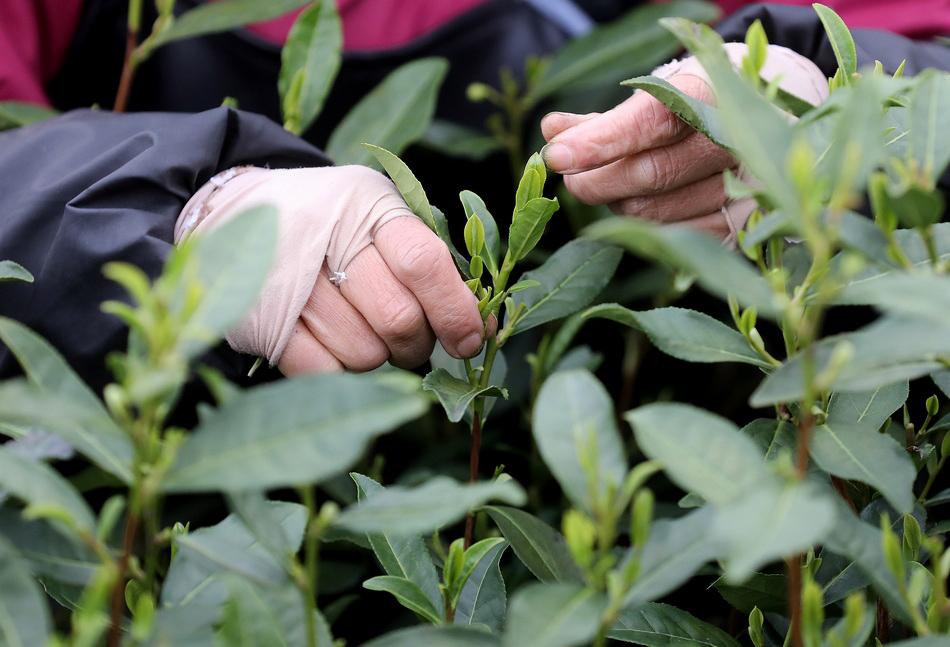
left=449, top=538, right=506, bottom=609
left=0, top=260, right=32, bottom=282
left=0, top=508, right=97, bottom=589
left=533, top=370, right=627, bottom=514
left=149, top=0, right=312, bottom=50
left=362, top=626, right=501, bottom=647
left=0, top=101, right=59, bottom=130
left=141, top=603, right=222, bottom=647
left=826, top=382, right=909, bottom=429
left=530, top=1, right=720, bottom=102
left=328, top=58, right=448, bottom=166
left=621, top=76, right=731, bottom=151
left=163, top=373, right=426, bottom=492
left=364, top=576, right=443, bottom=625
left=907, top=70, right=950, bottom=184
left=810, top=423, right=916, bottom=514
left=278, top=0, right=342, bottom=135
left=741, top=418, right=797, bottom=463
left=484, top=506, right=584, bottom=585
left=510, top=239, right=621, bottom=334
left=335, top=477, right=526, bottom=535
left=502, top=583, right=606, bottom=647
left=225, top=491, right=305, bottom=569
left=610, top=602, right=742, bottom=647
left=455, top=541, right=508, bottom=632
left=0, top=534, right=52, bottom=647
left=422, top=369, right=507, bottom=423
left=626, top=403, right=772, bottom=504
left=460, top=191, right=501, bottom=278
left=813, top=4, right=857, bottom=79
left=585, top=218, right=779, bottom=317
left=0, top=447, right=96, bottom=535
left=419, top=120, right=503, bottom=162
left=363, top=144, right=435, bottom=231
left=216, top=578, right=290, bottom=647
left=507, top=197, right=559, bottom=263
left=586, top=305, right=770, bottom=368
left=712, top=573, right=787, bottom=615
left=352, top=473, right=443, bottom=615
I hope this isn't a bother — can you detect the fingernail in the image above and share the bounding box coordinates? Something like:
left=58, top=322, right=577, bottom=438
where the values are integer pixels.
left=458, top=332, right=484, bottom=358
left=541, top=142, right=574, bottom=172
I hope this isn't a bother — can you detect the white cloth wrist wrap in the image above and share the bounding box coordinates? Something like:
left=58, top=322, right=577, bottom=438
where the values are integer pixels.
left=175, top=165, right=414, bottom=363
left=652, top=44, right=830, bottom=243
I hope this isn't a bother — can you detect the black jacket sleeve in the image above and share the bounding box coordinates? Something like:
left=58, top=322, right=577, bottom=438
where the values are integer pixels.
left=0, top=107, right=331, bottom=394
left=715, top=3, right=950, bottom=77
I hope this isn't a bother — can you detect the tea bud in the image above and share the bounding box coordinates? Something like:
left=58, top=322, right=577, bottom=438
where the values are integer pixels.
left=903, top=514, right=922, bottom=562
left=748, top=607, right=765, bottom=647
left=562, top=509, right=597, bottom=569
left=843, top=593, right=866, bottom=638
left=802, top=578, right=824, bottom=647
left=927, top=395, right=940, bottom=418
left=466, top=83, right=493, bottom=102
left=444, top=538, right=465, bottom=589
left=469, top=255, right=484, bottom=280
left=464, top=215, right=485, bottom=256
left=881, top=517, right=906, bottom=583
left=941, top=429, right=950, bottom=460
left=631, top=489, right=654, bottom=549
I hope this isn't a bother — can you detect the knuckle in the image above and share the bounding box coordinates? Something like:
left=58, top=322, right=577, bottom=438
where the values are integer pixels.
left=376, top=295, right=423, bottom=342
left=628, top=148, right=677, bottom=194
left=394, top=239, right=453, bottom=285
left=346, top=342, right=390, bottom=373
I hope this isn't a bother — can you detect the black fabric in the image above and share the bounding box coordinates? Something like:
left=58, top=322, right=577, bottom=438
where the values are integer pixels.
left=0, top=108, right=330, bottom=394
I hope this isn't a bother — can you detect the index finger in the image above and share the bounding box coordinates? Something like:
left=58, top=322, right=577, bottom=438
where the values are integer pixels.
left=541, top=73, right=714, bottom=175
left=373, top=216, right=486, bottom=359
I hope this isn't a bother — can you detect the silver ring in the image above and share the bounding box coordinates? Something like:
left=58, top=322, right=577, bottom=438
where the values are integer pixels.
left=329, top=271, right=347, bottom=287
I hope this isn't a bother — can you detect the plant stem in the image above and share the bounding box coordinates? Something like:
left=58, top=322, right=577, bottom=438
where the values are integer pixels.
left=108, top=512, right=140, bottom=647
left=877, top=600, right=891, bottom=644
left=795, top=412, right=815, bottom=477
left=920, top=452, right=948, bottom=501
left=114, top=0, right=143, bottom=112
left=787, top=555, right=804, bottom=647
left=464, top=410, right=482, bottom=550
left=299, top=486, right=321, bottom=647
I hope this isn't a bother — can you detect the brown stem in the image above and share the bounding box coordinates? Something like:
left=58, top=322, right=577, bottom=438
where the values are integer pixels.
left=464, top=411, right=482, bottom=550
left=108, top=513, right=140, bottom=647
left=113, top=28, right=138, bottom=112
left=877, top=599, right=891, bottom=644
left=787, top=555, right=804, bottom=647
left=830, top=475, right=859, bottom=515
left=796, top=412, right=815, bottom=477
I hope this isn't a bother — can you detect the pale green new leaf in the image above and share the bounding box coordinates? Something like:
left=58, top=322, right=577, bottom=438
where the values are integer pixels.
left=503, top=583, right=606, bottom=647
left=364, top=576, right=443, bottom=625
left=533, top=370, right=627, bottom=514
left=826, top=382, right=908, bottom=429
left=484, top=506, right=584, bottom=585
left=455, top=541, right=508, bottom=633
left=450, top=538, right=506, bottom=609
left=0, top=535, right=51, bottom=647
left=334, top=477, right=525, bottom=534
left=363, top=144, right=435, bottom=231
left=585, top=304, right=770, bottom=368
left=626, top=403, right=772, bottom=504
left=328, top=58, right=448, bottom=166
left=163, top=373, right=427, bottom=492
left=813, top=3, right=857, bottom=79
left=422, top=369, right=507, bottom=423
left=908, top=70, right=950, bottom=184
left=278, top=0, right=342, bottom=135
left=0, top=446, right=96, bottom=535
left=610, top=602, right=742, bottom=647
left=362, top=626, right=501, bottom=647
left=0, top=260, right=32, bottom=282
left=810, top=423, right=916, bottom=513
left=460, top=190, right=501, bottom=277
left=507, top=198, right=559, bottom=263
left=352, top=473, right=443, bottom=615
left=149, top=0, right=312, bottom=50
left=509, top=239, right=621, bottom=334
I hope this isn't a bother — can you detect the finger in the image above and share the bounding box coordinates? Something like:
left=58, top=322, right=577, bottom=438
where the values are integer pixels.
left=562, top=130, right=734, bottom=205
left=299, top=270, right=390, bottom=372
left=608, top=170, right=730, bottom=224
left=277, top=320, right=344, bottom=376
left=373, top=217, right=485, bottom=359
left=540, top=111, right=597, bottom=141
left=340, top=240, right=436, bottom=369
left=541, top=73, right=715, bottom=175
left=673, top=210, right=733, bottom=240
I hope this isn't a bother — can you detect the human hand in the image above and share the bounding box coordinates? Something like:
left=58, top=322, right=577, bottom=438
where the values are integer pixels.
left=176, top=166, right=487, bottom=375
left=540, top=44, right=828, bottom=241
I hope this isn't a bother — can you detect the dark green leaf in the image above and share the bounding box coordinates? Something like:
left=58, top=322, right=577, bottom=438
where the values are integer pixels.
left=335, top=477, right=526, bottom=535
left=484, top=506, right=584, bottom=585
left=510, top=239, right=621, bottom=334
left=455, top=541, right=508, bottom=633
left=423, top=369, right=507, bottom=423
left=364, top=576, right=443, bottom=625
left=713, top=573, right=787, bottom=615
left=362, top=626, right=501, bottom=647
left=813, top=3, right=857, bottom=78
left=621, top=76, right=731, bottom=150
left=224, top=491, right=306, bottom=569
left=419, top=121, right=502, bottom=162
left=610, top=602, right=742, bottom=647
left=826, top=382, right=909, bottom=429
left=0, top=508, right=96, bottom=589
left=502, top=583, right=606, bottom=647
left=278, top=0, right=342, bottom=135
left=163, top=373, right=427, bottom=492
left=507, top=198, right=559, bottom=263
left=352, top=473, right=443, bottom=614
left=0, top=446, right=96, bottom=535
left=585, top=305, right=770, bottom=368
left=533, top=370, right=627, bottom=514
left=810, top=423, right=916, bottom=514
left=530, top=1, right=721, bottom=102
left=741, top=418, right=797, bottom=462
left=626, top=403, right=772, bottom=504
left=585, top=218, right=779, bottom=317
left=0, top=101, right=59, bottom=130
left=144, top=603, right=221, bottom=647
left=363, top=144, right=435, bottom=231
left=216, top=578, right=290, bottom=647
left=328, top=58, right=448, bottom=166
left=908, top=70, right=950, bottom=184
left=0, top=260, right=32, bottom=283
left=0, top=535, right=52, bottom=647
left=150, top=0, right=312, bottom=50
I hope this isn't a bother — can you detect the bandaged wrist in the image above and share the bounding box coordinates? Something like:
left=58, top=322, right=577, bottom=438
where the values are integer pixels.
left=175, top=165, right=415, bottom=364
